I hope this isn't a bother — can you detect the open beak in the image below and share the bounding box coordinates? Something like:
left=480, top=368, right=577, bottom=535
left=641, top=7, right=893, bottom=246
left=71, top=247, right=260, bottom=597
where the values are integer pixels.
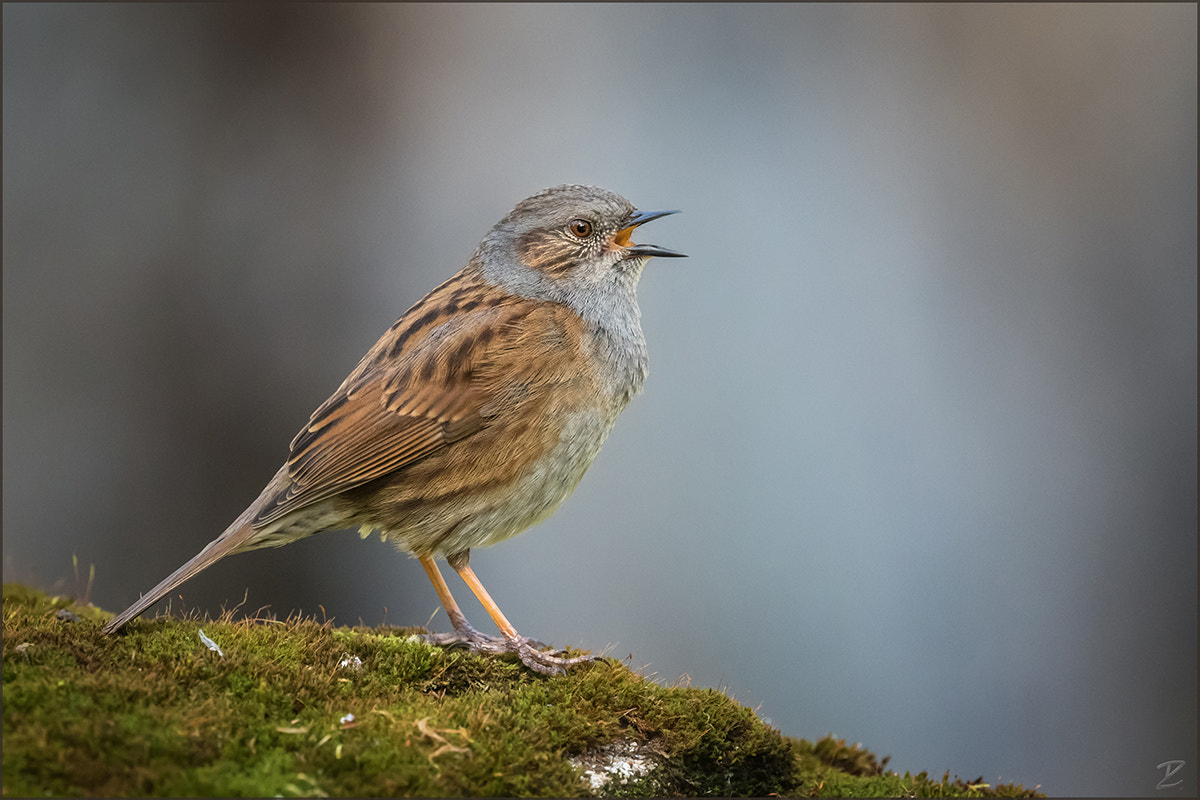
left=614, top=209, right=687, bottom=259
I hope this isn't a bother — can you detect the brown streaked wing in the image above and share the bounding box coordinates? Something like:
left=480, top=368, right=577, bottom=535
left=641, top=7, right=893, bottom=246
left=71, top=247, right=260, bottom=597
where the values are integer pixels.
left=250, top=299, right=530, bottom=528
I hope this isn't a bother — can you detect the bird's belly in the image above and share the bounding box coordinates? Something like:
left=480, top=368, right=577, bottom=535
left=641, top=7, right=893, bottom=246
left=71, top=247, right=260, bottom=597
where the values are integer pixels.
left=366, top=405, right=620, bottom=559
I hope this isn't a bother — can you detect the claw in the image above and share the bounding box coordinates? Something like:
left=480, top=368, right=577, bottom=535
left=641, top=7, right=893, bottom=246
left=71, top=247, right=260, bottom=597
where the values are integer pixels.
left=417, top=555, right=601, bottom=674
left=420, top=627, right=600, bottom=674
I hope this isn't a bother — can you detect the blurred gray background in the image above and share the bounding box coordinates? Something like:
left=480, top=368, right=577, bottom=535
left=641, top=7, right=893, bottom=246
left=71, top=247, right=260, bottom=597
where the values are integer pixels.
left=4, top=4, right=1195, bottom=796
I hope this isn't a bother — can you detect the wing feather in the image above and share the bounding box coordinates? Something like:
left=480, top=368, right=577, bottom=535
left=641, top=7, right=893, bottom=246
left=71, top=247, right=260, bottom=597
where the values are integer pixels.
left=251, top=283, right=527, bottom=528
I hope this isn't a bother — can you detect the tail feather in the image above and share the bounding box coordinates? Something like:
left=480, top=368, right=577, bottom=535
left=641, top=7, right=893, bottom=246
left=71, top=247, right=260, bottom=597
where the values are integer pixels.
left=102, top=516, right=260, bottom=635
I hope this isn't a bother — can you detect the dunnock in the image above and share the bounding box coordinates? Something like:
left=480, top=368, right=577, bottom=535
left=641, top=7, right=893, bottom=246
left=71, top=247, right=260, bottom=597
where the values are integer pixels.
left=102, top=184, right=684, bottom=674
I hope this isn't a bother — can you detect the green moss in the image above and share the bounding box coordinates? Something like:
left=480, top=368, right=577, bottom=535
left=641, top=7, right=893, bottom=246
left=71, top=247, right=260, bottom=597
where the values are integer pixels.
left=3, top=584, right=1042, bottom=797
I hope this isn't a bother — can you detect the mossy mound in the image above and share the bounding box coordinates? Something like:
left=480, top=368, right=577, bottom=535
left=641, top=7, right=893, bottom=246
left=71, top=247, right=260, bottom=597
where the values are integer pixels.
left=2, top=584, right=1041, bottom=797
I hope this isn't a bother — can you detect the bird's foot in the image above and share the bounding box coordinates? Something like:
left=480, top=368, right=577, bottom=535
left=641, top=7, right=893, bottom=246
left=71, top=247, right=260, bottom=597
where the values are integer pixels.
left=422, top=622, right=601, bottom=675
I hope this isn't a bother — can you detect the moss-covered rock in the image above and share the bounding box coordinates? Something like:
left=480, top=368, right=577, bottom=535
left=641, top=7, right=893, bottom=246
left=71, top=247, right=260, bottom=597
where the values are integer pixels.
left=2, top=584, right=1041, bottom=797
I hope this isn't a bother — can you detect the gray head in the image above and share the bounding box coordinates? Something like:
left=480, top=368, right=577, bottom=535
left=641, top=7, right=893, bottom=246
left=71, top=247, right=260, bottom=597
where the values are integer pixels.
left=474, top=184, right=684, bottom=310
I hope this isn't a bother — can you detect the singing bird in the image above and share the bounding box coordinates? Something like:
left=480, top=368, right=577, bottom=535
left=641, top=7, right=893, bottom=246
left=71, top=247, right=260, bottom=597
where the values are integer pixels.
left=103, top=184, right=685, bottom=674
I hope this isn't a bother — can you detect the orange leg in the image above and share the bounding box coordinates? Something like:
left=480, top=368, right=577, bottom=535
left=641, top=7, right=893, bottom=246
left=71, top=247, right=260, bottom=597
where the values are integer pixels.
left=447, top=558, right=519, bottom=640
left=419, top=555, right=473, bottom=632
left=419, top=551, right=599, bottom=675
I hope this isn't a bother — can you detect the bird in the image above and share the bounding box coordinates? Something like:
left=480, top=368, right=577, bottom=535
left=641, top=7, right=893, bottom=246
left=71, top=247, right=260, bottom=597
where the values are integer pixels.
left=102, top=184, right=685, bottom=674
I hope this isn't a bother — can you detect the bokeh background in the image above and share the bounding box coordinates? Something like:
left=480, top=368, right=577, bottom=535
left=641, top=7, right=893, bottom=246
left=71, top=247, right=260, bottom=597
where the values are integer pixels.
left=4, top=4, right=1196, bottom=795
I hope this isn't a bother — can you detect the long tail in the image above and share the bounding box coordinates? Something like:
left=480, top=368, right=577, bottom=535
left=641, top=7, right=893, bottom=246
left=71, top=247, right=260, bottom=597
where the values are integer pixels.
left=102, top=502, right=268, bottom=635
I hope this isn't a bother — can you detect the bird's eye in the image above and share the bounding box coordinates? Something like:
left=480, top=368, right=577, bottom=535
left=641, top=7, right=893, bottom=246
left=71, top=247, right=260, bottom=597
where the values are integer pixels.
left=568, top=218, right=593, bottom=238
